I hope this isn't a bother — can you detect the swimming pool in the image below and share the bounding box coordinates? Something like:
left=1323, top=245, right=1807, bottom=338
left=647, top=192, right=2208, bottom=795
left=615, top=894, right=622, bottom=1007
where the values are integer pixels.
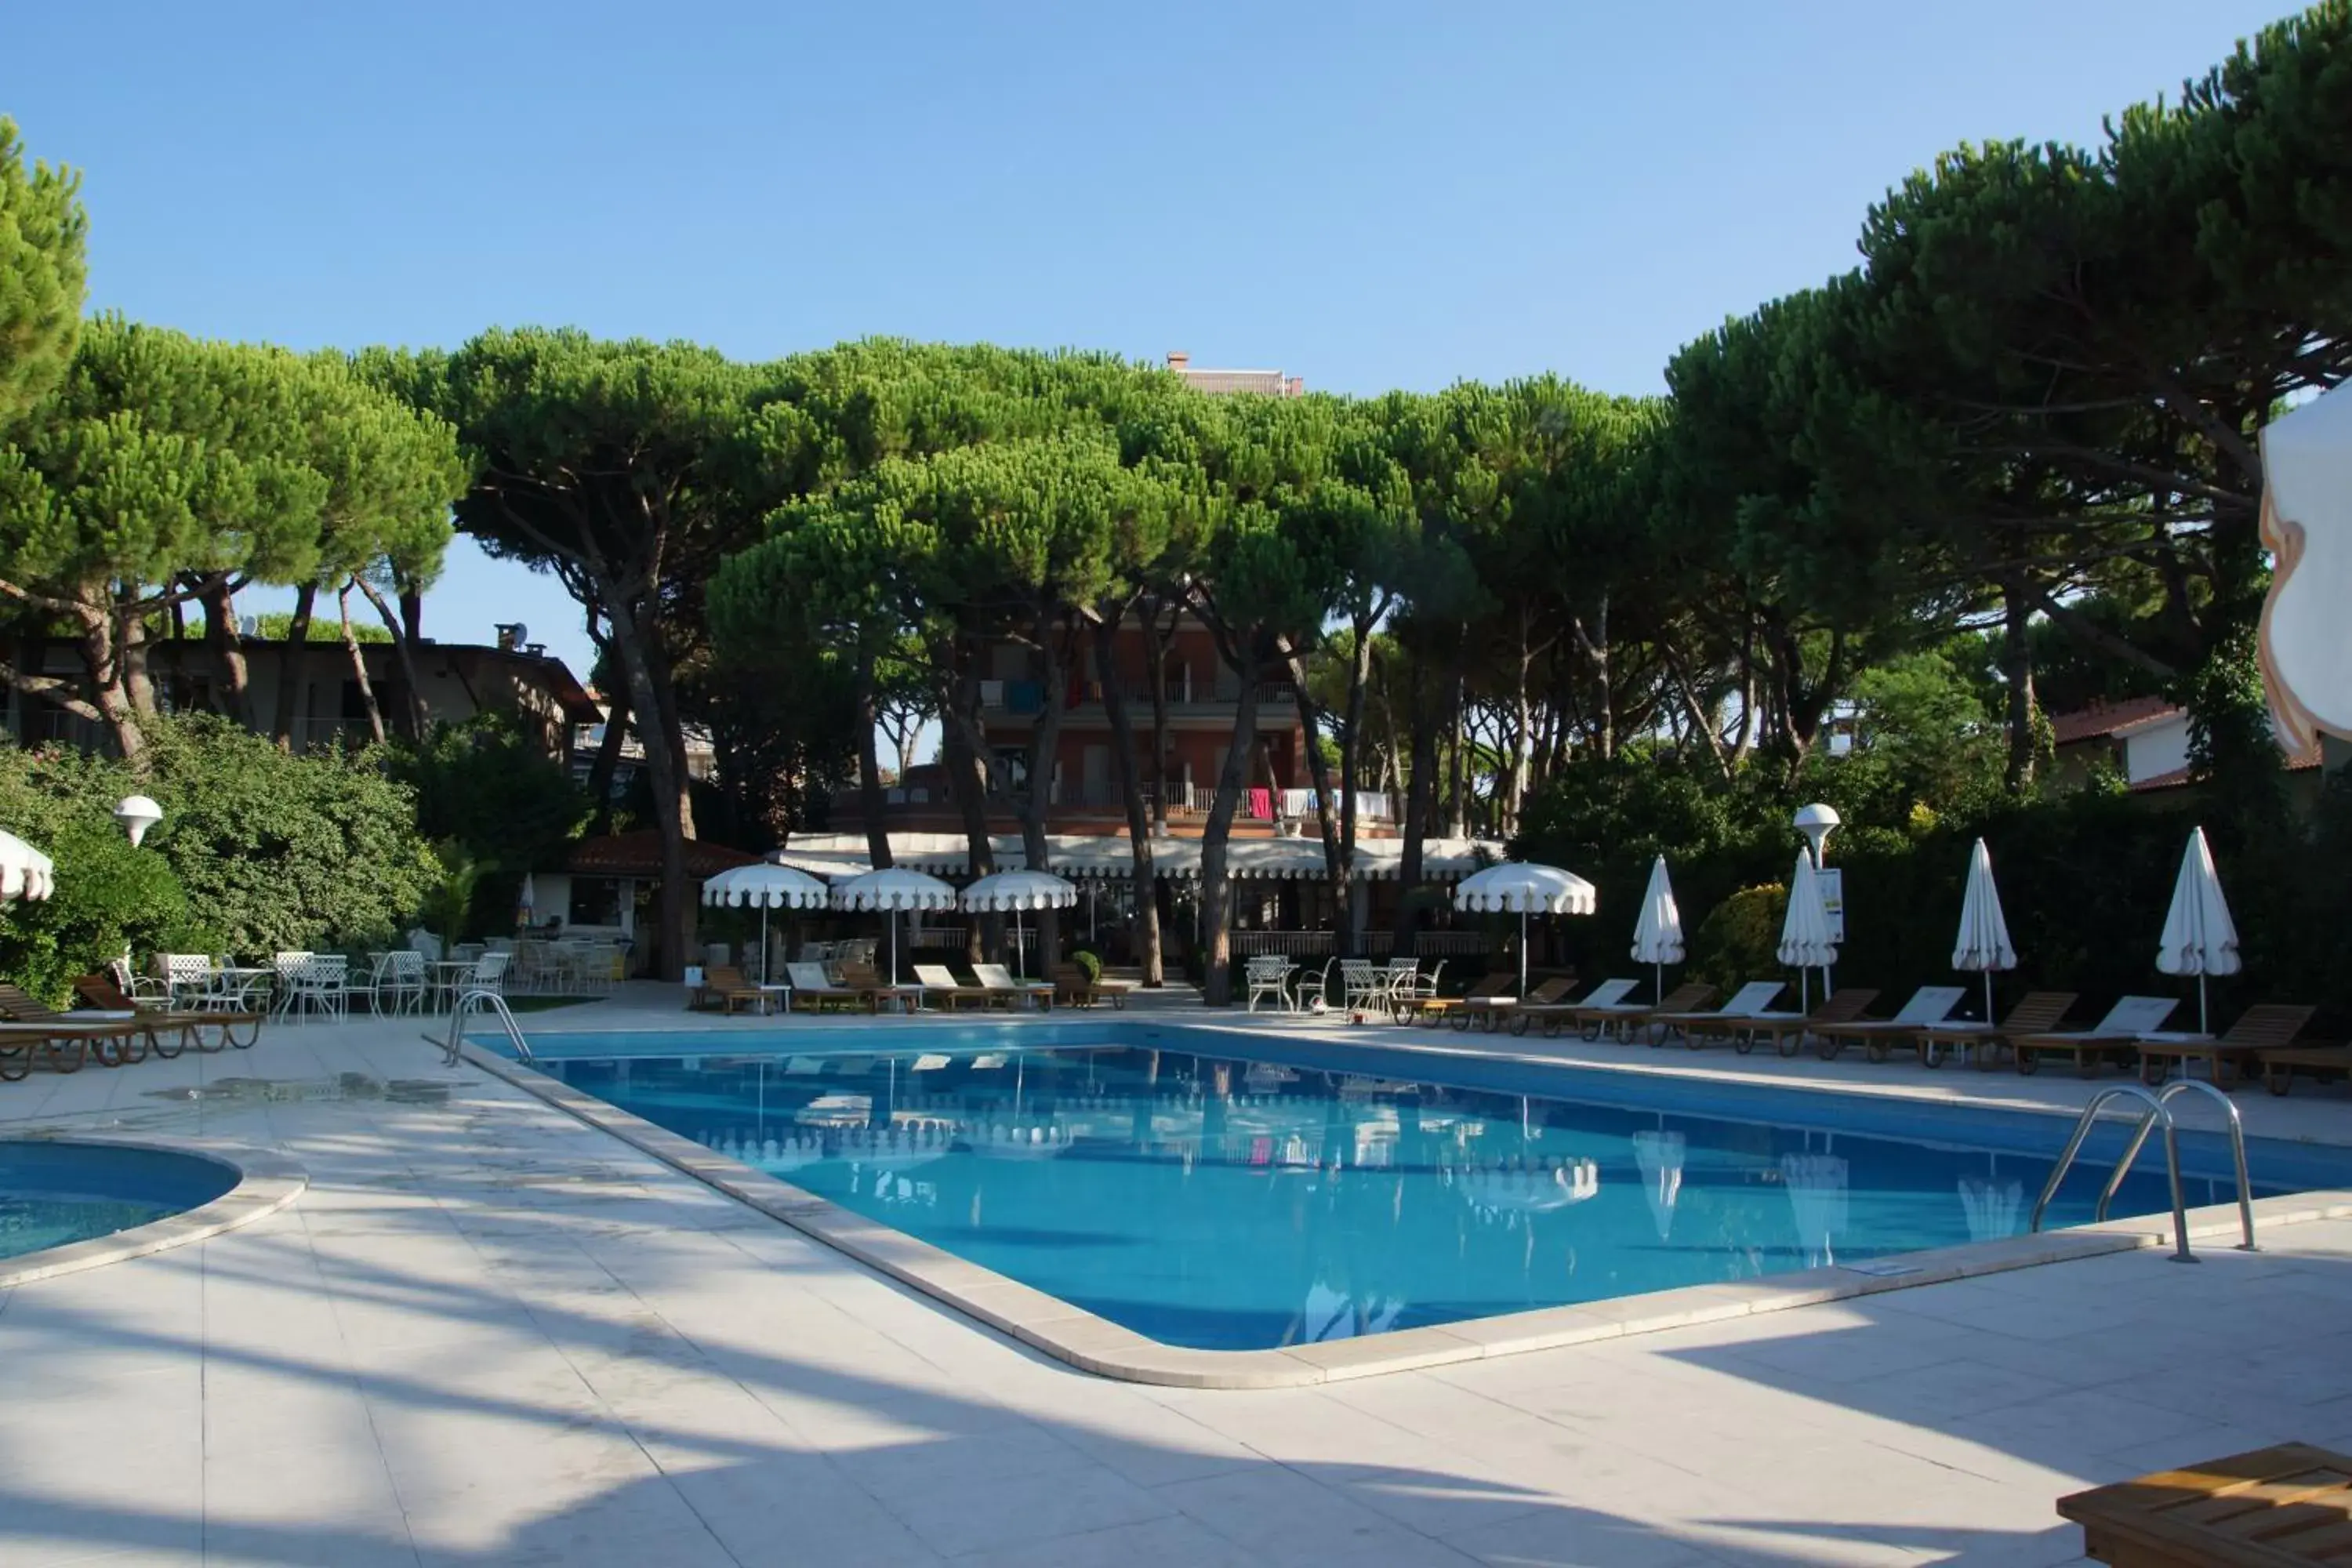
left=0, top=1141, right=240, bottom=1261
left=517, top=1024, right=2347, bottom=1352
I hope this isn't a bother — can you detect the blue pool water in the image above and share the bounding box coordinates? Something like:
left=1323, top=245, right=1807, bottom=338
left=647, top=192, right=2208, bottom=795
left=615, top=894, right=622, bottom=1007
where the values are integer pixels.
left=518, top=1025, right=2345, bottom=1352
left=0, top=1142, right=238, bottom=1261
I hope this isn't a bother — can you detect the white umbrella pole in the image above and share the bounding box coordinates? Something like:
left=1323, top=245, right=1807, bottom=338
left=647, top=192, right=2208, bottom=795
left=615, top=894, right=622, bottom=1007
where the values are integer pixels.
left=1983, top=971, right=1994, bottom=1025
left=760, top=906, right=771, bottom=985
left=2199, top=974, right=2209, bottom=1036
left=1654, top=961, right=1663, bottom=1004
left=1519, top=909, right=1528, bottom=996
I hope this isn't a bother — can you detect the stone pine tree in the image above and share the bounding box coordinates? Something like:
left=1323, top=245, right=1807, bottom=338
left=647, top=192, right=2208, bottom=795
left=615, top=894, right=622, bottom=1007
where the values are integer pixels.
left=0, top=118, right=85, bottom=431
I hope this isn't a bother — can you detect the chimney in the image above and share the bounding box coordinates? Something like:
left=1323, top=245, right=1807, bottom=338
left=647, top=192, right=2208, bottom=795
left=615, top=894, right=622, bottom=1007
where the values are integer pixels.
left=1166, top=351, right=1190, bottom=370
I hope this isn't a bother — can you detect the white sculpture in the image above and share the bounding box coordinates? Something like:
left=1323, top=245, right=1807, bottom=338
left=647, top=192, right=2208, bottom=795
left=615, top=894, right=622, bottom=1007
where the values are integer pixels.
left=2259, top=383, right=2352, bottom=753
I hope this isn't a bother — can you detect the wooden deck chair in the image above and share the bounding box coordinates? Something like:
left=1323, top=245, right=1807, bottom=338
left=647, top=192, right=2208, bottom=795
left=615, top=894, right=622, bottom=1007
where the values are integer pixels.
left=0, top=981, right=182, bottom=1078
left=2135, top=1004, right=2316, bottom=1087
left=1651, top=980, right=1784, bottom=1048
left=972, top=962, right=1054, bottom=1011
left=2009, top=995, right=2179, bottom=1077
left=1392, top=972, right=1512, bottom=1027
left=784, top=961, right=863, bottom=1012
left=1810, top=985, right=1968, bottom=1062
left=1912, top=991, right=2078, bottom=1069
left=1507, top=978, right=1639, bottom=1038
left=1693, top=987, right=1878, bottom=1056
left=72, top=973, right=261, bottom=1051
left=1575, top=981, right=1719, bottom=1044
left=1454, top=974, right=1577, bottom=1033
left=914, top=964, right=997, bottom=1011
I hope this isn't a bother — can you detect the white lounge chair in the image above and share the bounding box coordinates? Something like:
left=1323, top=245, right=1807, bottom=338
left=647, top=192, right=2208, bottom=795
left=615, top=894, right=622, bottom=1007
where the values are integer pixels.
left=2009, top=995, right=2180, bottom=1077
left=784, top=961, right=863, bottom=1012
left=1506, top=977, right=1642, bottom=1036
left=972, top=963, right=1054, bottom=1011
left=1652, top=981, right=1787, bottom=1046
left=912, top=964, right=996, bottom=1011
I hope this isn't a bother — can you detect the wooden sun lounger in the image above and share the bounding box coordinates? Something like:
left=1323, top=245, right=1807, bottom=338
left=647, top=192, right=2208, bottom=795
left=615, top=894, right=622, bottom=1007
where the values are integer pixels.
left=691, top=965, right=774, bottom=1015
left=1691, top=988, right=1880, bottom=1056
left=1502, top=978, right=1639, bottom=1038
left=783, top=963, right=866, bottom=1013
left=1051, top=965, right=1131, bottom=1009
left=1808, top=985, right=1965, bottom=1062
left=2012, top=996, right=2179, bottom=1077
left=914, top=964, right=1000, bottom=1011
left=0, top=982, right=195, bottom=1077
left=2133, top=1004, right=2315, bottom=1087
left=2259, top=1044, right=2352, bottom=1096
left=837, top=964, right=922, bottom=1014
left=1450, top=975, right=1577, bottom=1033
left=971, top=964, right=1055, bottom=1011
left=1652, top=982, right=1788, bottom=1050
left=1546, top=981, right=1720, bottom=1043
left=1392, top=975, right=1513, bottom=1027
left=72, top=974, right=261, bottom=1051
left=1910, top=991, right=2077, bottom=1069
left=2058, top=1442, right=2352, bottom=1566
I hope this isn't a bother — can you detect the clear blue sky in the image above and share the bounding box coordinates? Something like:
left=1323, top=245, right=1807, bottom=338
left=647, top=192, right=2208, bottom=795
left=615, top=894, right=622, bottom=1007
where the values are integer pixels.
left=6, top=0, right=2297, bottom=679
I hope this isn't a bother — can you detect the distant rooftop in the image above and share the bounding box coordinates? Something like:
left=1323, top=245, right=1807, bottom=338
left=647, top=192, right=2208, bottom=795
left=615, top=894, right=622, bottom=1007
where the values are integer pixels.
left=1165, top=351, right=1303, bottom=397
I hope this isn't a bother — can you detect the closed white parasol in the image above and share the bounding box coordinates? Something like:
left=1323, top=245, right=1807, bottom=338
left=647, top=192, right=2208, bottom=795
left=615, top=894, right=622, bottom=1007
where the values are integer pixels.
left=1628, top=854, right=1684, bottom=1004
left=703, top=863, right=832, bottom=983
left=961, top=869, right=1076, bottom=980
left=1453, top=861, right=1596, bottom=996
left=2155, top=825, right=2239, bottom=1033
left=1777, top=851, right=1837, bottom=1014
left=1950, top=837, right=2016, bottom=1025
left=832, top=867, right=958, bottom=982
left=0, top=829, right=55, bottom=902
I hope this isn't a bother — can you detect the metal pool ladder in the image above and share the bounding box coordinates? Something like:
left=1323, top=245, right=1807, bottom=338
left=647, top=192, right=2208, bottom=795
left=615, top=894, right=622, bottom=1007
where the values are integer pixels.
left=2030, top=1080, right=2256, bottom=1262
left=442, top=988, right=533, bottom=1066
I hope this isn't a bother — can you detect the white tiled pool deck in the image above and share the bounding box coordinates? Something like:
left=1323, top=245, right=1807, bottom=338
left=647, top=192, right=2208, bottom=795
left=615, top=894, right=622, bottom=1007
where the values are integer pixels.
left=5, top=988, right=2351, bottom=1566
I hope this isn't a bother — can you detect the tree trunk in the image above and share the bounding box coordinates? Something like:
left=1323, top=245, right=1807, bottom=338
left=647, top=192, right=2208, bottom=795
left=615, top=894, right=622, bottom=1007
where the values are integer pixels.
left=1016, top=617, right=1073, bottom=976
left=198, top=576, right=253, bottom=727
left=1142, top=594, right=1179, bottom=826
left=852, top=647, right=895, bottom=872
left=1094, top=614, right=1163, bottom=985
left=1281, top=640, right=1352, bottom=956
left=1198, top=673, right=1261, bottom=1007
left=1445, top=669, right=1467, bottom=835
left=2001, top=574, right=2038, bottom=792
left=272, top=583, right=318, bottom=746
left=586, top=684, right=630, bottom=833
left=605, top=597, right=694, bottom=981
left=938, top=647, right=997, bottom=965
left=354, top=575, right=430, bottom=739
left=1392, top=657, right=1439, bottom=953
left=399, top=584, right=423, bottom=643
left=336, top=580, right=387, bottom=746
left=76, top=603, right=145, bottom=760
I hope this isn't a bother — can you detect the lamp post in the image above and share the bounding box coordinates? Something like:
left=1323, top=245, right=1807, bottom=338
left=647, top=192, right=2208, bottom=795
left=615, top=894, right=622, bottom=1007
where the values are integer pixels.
left=1792, top=802, right=1839, bottom=869
left=114, top=795, right=163, bottom=848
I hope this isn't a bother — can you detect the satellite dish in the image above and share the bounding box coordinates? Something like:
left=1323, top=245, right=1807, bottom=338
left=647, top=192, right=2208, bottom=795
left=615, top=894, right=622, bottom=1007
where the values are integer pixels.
left=511, top=622, right=528, bottom=646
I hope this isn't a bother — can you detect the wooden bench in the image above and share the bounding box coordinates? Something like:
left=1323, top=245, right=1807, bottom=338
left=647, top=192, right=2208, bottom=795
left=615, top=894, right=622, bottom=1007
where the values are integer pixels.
left=2058, top=1443, right=2352, bottom=1565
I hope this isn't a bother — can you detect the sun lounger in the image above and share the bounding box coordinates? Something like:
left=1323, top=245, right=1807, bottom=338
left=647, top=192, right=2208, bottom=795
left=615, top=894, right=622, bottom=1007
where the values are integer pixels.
left=0, top=981, right=194, bottom=1073
left=1504, top=978, right=1639, bottom=1038
left=1809, top=985, right=1966, bottom=1061
left=2133, top=1004, right=2315, bottom=1087
left=2009, top=995, right=2178, bottom=1077
left=1452, top=975, right=1577, bottom=1033
left=972, top=963, right=1054, bottom=1011
left=1911, top=991, right=2077, bottom=1069
left=1393, top=973, right=1513, bottom=1027
left=690, top=964, right=774, bottom=1015
left=783, top=962, right=866, bottom=1013
left=2259, top=1043, right=2352, bottom=1096
left=1051, top=964, right=1131, bottom=1009
left=1555, top=981, right=1719, bottom=1044
left=1693, top=987, right=1880, bottom=1056
left=1651, top=981, right=1785, bottom=1049
left=913, top=964, right=999, bottom=1011
left=71, top=973, right=262, bottom=1051
left=2059, top=1442, right=2352, bottom=1566
left=837, top=963, right=922, bottom=1014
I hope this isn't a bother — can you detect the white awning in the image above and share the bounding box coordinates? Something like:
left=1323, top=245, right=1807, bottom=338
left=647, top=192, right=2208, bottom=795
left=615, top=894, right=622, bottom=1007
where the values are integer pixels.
left=773, top=831, right=1502, bottom=883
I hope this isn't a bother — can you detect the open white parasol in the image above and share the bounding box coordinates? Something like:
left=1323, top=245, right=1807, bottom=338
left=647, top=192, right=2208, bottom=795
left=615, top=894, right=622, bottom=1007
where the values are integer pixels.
left=703, top=863, right=831, bottom=983
left=960, top=869, right=1078, bottom=980
left=1453, top=862, right=1596, bottom=996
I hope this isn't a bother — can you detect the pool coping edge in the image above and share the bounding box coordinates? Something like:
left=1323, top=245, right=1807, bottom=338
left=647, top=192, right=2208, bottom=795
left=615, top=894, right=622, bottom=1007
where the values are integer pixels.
left=460, top=1043, right=2352, bottom=1389
left=0, top=1134, right=308, bottom=1290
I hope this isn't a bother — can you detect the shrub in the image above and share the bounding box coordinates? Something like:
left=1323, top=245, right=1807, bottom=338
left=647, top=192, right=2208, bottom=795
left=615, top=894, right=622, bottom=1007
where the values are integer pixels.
left=382, top=715, right=588, bottom=938
left=0, top=760, right=191, bottom=1004
left=1069, top=947, right=1103, bottom=983
left=1686, top=883, right=1786, bottom=995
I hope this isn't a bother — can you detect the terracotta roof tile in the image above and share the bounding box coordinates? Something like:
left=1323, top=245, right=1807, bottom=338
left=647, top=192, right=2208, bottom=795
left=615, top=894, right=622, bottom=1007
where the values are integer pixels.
left=2049, top=696, right=2183, bottom=746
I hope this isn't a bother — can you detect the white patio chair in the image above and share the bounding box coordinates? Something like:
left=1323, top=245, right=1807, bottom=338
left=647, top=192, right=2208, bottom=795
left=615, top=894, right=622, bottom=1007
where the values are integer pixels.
left=375, top=949, right=426, bottom=1016
left=1339, top=960, right=1388, bottom=1015
left=289, top=954, right=350, bottom=1024
left=468, top=950, right=510, bottom=998
left=160, top=953, right=216, bottom=1010
left=1245, top=956, right=1295, bottom=1013
left=269, top=952, right=314, bottom=1017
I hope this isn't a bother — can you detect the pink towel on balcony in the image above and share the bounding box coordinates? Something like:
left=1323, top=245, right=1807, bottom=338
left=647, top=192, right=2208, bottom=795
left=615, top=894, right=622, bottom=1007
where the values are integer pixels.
left=1247, top=788, right=1272, bottom=820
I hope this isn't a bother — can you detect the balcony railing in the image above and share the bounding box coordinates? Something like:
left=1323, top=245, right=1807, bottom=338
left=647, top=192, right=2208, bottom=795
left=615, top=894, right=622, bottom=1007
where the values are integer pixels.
left=1279, top=788, right=1394, bottom=824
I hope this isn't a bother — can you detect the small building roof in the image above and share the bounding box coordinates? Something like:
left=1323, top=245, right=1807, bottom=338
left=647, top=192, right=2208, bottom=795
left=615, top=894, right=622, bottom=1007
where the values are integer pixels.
left=2049, top=697, right=2182, bottom=746
left=564, top=830, right=758, bottom=880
